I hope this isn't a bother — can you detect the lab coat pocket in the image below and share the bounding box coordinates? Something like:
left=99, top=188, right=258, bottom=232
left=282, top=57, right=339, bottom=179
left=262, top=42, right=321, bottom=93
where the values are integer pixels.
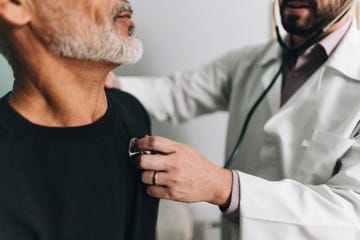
left=294, top=130, right=354, bottom=184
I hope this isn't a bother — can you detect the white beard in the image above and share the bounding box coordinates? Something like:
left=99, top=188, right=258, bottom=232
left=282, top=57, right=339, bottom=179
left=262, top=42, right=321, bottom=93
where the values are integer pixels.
left=48, top=22, right=143, bottom=65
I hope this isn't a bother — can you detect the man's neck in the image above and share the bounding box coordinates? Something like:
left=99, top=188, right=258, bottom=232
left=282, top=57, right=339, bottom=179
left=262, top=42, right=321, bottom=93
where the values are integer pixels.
left=9, top=55, right=115, bottom=127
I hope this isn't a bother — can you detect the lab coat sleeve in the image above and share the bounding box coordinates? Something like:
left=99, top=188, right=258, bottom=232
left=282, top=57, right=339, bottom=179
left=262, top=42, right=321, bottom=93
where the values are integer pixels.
left=236, top=139, right=360, bottom=240
left=119, top=53, right=235, bottom=123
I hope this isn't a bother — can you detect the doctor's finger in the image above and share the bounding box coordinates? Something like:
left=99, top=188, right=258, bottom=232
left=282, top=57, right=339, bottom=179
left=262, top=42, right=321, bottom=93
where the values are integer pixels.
left=146, top=185, right=172, bottom=200
left=134, top=135, right=178, bottom=154
left=136, top=153, right=172, bottom=171
left=142, top=170, right=169, bottom=187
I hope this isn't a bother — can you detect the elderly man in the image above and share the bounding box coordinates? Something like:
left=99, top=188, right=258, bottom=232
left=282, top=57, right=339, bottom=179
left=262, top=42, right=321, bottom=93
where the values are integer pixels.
left=0, top=0, right=158, bottom=239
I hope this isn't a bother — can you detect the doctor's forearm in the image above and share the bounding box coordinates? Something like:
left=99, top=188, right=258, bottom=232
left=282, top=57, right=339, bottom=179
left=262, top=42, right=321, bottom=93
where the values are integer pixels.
left=118, top=60, right=231, bottom=123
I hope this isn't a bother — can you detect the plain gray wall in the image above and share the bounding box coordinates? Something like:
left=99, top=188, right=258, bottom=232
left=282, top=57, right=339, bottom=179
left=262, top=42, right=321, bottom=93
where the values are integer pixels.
left=0, top=0, right=271, bottom=238
left=0, top=56, right=13, bottom=97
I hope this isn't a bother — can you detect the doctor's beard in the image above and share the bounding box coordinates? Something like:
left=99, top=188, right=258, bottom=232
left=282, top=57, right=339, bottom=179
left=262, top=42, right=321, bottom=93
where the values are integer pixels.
left=280, top=0, right=350, bottom=36
left=43, top=2, right=143, bottom=65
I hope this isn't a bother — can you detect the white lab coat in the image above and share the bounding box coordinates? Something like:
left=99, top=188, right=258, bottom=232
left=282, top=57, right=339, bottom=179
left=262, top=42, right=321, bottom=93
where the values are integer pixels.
left=121, top=22, right=360, bottom=240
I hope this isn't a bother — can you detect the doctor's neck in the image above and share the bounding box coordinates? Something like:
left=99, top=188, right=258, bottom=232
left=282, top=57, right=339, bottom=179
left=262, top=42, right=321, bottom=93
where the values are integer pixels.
left=288, top=13, right=350, bottom=49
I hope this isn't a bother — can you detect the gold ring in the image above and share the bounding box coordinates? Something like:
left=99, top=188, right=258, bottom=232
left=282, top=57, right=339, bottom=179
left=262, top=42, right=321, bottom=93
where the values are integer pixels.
left=152, top=171, right=159, bottom=186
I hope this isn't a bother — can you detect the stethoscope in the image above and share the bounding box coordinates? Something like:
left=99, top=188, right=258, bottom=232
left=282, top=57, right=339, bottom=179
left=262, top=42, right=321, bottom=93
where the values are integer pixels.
left=223, top=0, right=354, bottom=168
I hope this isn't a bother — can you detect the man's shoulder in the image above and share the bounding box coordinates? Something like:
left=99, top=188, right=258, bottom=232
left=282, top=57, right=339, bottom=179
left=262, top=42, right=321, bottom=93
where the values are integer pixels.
left=106, top=88, right=146, bottom=113
left=220, top=40, right=278, bottom=64
left=230, top=40, right=276, bottom=55
left=106, top=88, right=151, bottom=130
left=216, top=40, right=278, bottom=73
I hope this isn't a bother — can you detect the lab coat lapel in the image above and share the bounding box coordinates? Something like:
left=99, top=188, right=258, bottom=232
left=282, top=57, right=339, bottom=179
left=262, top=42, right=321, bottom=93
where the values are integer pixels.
left=258, top=45, right=283, bottom=115
left=326, top=21, right=360, bottom=82
left=262, top=22, right=360, bottom=181
left=258, top=20, right=360, bottom=118
left=259, top=68, right=323, bottom=179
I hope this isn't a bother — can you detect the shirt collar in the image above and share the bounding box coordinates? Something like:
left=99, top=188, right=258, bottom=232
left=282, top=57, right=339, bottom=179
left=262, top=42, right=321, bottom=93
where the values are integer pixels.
left=316, top=17, right=352, bottom=56
left=259, top=17, right=352, bottom=66
left=289, top=17, right=352, bottom=57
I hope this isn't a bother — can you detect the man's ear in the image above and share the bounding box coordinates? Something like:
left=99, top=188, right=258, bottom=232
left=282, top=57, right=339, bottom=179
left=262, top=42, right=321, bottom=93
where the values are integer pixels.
left=0, top=0, right=31, bottom=26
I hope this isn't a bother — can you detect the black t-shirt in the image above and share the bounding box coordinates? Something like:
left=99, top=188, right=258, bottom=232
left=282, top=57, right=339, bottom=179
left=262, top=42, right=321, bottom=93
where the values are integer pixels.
left=0, top=89, right=158, bottom=240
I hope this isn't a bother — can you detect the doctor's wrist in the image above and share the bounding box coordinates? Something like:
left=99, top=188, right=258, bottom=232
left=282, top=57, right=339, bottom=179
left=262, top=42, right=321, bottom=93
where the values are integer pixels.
left=209, top=168, right=233, bottom=207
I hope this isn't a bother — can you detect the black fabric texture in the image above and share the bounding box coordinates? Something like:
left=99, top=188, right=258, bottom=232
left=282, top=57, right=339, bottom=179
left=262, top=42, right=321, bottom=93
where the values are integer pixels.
left=0, top=89, right=158, bottom=240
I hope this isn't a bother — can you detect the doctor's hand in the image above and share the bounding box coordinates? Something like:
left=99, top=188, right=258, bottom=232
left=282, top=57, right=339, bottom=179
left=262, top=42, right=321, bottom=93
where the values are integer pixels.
left=133, top=135, right=233, bottom=207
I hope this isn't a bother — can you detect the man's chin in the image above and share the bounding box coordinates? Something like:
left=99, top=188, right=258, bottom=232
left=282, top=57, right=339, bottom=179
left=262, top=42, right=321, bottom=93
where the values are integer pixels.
left=114, top=51, right=143, bottom=65
left=48, top=36, right=143, bottom=66
left=283, top=22, right=319, bottom=36
left=111, top=38, right=143, bottom=65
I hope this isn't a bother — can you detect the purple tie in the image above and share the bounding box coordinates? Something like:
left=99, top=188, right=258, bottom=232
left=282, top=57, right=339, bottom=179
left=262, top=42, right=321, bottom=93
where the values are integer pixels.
left=281, top=45, right=328, bottom=106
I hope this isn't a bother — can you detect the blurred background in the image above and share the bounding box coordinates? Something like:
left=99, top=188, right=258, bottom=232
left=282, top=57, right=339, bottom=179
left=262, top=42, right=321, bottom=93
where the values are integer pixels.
left=0, top=0, right=272, bottom=239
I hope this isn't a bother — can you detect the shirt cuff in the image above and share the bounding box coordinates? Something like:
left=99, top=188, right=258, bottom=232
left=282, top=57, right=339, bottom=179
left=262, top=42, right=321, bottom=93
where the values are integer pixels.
left=221, top=170, right=240, bottom=222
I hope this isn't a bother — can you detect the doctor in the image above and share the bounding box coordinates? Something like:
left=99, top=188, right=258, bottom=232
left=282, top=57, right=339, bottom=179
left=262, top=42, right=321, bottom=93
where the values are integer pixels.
left=115, top=0, right=360, bottom=239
